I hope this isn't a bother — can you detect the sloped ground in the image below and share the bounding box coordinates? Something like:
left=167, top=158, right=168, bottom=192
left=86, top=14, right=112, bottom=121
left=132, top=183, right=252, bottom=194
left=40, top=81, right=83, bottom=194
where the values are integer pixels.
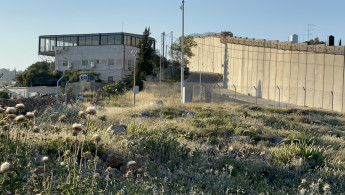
left=0, top=92, right=344, bottom=194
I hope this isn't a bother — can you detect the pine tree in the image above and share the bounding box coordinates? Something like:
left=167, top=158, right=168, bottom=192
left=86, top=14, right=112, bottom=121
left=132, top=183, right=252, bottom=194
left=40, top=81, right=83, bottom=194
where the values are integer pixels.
left=135, top=27, right=155, bottom=89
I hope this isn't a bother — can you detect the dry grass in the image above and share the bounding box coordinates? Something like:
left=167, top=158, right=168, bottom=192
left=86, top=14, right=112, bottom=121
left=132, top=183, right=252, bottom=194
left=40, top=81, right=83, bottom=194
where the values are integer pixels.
left=0, top=91, right=345, bottom=194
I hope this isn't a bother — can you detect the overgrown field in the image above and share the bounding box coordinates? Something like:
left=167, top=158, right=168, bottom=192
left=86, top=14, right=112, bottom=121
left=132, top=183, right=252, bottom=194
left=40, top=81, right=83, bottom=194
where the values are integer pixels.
left=1, top=92, right=345, bottom=194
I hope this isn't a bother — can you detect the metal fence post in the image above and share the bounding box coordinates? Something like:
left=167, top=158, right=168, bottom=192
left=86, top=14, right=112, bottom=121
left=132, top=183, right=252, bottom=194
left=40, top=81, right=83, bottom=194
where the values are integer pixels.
left=277, top=86, right=280, bottom=107
left=331, top=91, right=334, bottom=111
left=65, top=78, right=73, bottom=106
left=303, top=87, right=306, bottom=107
left=253, top=86, right=257, bottom=105
left=233, top=84, right=236, bottom=99
left=56, top=75, right=65, bottom=109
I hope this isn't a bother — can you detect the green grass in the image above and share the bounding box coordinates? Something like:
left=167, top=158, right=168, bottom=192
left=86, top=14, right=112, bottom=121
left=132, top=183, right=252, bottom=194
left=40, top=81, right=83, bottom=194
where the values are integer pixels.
left=0, top=93, right=345, bottom=194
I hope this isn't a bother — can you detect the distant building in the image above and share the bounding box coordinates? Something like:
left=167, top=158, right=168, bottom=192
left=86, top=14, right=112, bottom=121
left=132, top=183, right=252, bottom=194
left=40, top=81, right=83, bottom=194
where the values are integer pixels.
left=38, top=32, right=155, bottom=83
left=289, top=34, right=298, bottom=43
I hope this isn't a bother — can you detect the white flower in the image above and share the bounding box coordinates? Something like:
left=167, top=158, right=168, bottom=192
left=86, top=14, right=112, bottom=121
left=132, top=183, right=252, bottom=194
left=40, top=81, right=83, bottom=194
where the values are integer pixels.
left=0, top=162, right=11, bottom=173
left=26, top=112, right=35, bottom=119
left=5, top=107, right=16, bottom=114
left=60, top=162, right=66, bottom=166
left=85, top=107, right=96, bottom=115
left=72, top=123, right=82, bottom=131
left=78, top=111, right=86, bottom=118
left=15, top=103, right=25, bottom=110
left=127, top=161, right=137, bottom=169
left=41, top=156, right=49, bottom=164
left=14, top=115, right=25, bottom=122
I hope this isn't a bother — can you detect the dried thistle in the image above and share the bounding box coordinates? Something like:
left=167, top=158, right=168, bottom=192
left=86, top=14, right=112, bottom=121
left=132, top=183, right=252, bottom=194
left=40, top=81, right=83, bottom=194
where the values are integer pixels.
left=85, top=107, right=96, bottom=115
left=5, top=107, right=16, bottom=115
left=15, top=103, right=25, bottom=111
left=0, top=162, right=11, bottom=173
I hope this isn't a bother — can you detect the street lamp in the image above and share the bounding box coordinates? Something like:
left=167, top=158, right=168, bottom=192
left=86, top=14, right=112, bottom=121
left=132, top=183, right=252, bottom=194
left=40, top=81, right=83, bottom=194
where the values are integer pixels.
left=131, top=50, right=139, bottom=105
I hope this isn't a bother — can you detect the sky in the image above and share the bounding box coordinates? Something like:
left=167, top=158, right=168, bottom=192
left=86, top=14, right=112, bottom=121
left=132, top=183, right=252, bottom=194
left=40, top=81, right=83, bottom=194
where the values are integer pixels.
left=1, top=0, right=345, bottom=71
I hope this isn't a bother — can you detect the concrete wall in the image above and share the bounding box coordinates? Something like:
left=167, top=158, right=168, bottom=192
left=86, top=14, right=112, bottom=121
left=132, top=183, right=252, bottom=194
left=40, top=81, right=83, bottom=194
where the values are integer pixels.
left=55, top=45, right=139, bottom=83
left=189, top=36, right=345, bottom=112
left=7, top=86, right=57, bottom=97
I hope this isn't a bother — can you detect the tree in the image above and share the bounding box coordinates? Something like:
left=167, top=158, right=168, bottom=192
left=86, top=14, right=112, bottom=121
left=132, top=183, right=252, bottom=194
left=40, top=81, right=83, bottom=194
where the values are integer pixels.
left=170, top=35, right=197, bottom=66
left=135, top=27, right=156, bottom=89
left=0, top=91, right=10, bottom=99
left=15, top=61, right=63, bottom=87
left=308, top=37, right=325, bottom=45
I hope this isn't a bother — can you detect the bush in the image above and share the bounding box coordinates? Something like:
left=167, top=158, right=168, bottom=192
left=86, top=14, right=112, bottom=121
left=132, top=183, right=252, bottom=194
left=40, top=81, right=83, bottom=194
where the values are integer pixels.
left=272, top=140, right=326, bottom=166
left=0, top=91, right=10, bottom=99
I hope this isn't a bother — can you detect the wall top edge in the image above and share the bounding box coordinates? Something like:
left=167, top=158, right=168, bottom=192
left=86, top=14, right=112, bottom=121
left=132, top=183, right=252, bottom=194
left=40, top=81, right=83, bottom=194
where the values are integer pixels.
left=192, top=36, right=345, bottom=55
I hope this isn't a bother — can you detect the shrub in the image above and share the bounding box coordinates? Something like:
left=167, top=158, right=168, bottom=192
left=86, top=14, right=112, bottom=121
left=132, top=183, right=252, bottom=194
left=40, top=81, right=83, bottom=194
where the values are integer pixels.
left=0, top=91, right=10, bottom=99
left=272, top=140, right=326, bottom=166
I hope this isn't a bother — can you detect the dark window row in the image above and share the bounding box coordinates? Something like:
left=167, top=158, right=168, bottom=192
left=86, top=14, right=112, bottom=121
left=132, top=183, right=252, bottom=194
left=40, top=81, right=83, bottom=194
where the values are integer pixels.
left=39, top=34, right=155, bottom=53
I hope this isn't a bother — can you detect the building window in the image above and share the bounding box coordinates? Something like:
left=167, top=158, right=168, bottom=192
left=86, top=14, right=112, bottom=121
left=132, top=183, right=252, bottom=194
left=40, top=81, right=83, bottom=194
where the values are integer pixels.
left=108, top=59, right=115, bottom=66
left=92, top=35, right=99, bottom=45
left=115, top=35, right=123, bottom=45
left=82, top=60, right=88, bottom=66
left=79, top=36, right=86, bottom=46
left=62, top=61, right=68, bottom=66
left=124, top=36, right=131, bottom=46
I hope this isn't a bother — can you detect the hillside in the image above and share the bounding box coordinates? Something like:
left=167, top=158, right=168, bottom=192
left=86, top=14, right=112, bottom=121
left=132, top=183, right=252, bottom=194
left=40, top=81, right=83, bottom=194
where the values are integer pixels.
left=0, top=92, right=344, bottom=194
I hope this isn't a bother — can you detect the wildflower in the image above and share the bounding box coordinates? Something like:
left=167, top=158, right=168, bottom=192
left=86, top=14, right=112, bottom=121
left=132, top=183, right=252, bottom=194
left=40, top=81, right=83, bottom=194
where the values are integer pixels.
left=93, top=134, right=101, bottom=144
left=7, top=114, right=16, bottom=120
left=15, top=103, right=25, bottom=110
left=60, top=162, right=66, bottom=166
left=32, top=126, right=40, bottom=133
left=85, top=107, right=96, bottom=115
left=58, top=115, right=67, bottom=122
left=301, top=178, right=306, bottom=184
left=5, top=107, right=16, bottom=115
left=323, top=183, right=330, bottom=192
left=33, top=110, right=38, bottom=116
left=41, top=156, right=49, bottom=164
left=124, top=170, right=133, bottom=178
left=25, top=112, right=35, bottom=119
left=78, top=111, right=86, bottom=119
left=127, top=161, right=137, bottom=169
left=299, top=188, right=306, bottom=195
left=72, top=123, right=82, bottom=131
left=14, top=115, right=25, bottom=123
left=0, top=162, right=11, bottom=173
left=0, top=120, right=7, bottom=126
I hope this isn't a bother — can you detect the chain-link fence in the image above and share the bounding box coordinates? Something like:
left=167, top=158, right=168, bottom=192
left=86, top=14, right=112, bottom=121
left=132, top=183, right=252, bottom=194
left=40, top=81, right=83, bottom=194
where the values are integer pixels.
left=142, top=81, right=241, bottom=103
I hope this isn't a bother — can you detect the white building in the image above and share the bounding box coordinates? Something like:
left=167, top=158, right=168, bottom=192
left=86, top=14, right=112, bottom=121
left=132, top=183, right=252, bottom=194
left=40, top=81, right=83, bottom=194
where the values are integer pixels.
left=289, top=34, right=298, bottom=43
left=38, top=32, right=155, bottom=83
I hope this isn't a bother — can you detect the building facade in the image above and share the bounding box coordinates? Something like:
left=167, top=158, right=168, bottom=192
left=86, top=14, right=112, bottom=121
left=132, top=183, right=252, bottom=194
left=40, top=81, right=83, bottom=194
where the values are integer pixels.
left=38, top=32, right=155, bottom=83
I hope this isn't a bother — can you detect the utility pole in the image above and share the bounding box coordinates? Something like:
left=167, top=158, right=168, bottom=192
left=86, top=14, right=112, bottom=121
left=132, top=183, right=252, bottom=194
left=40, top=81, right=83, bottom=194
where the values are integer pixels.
left=160, top=33, right=162, bottom=83
left=162, top=32, right=165, bottom=81
left=305, top=24, right=315, bottom=42
left=171, top=31, right=173, bottom=60
left=181, top=0, right=185, bottom=103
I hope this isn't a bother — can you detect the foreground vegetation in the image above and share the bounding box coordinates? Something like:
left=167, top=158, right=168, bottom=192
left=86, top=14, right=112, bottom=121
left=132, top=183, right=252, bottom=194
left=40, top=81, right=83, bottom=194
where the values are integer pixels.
left=1, top=92, right=345, bottom=194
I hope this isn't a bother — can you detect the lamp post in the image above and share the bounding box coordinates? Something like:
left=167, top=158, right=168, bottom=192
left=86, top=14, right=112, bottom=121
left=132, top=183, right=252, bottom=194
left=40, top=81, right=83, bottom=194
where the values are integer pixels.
left=131, top=50, right=138, bottom=105
left=181, top=0, right=185, bottom=103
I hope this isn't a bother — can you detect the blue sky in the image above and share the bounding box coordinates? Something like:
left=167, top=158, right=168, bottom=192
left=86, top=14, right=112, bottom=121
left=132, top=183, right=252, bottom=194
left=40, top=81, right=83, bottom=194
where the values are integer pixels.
left=1, top=0, right=345, bottom=71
